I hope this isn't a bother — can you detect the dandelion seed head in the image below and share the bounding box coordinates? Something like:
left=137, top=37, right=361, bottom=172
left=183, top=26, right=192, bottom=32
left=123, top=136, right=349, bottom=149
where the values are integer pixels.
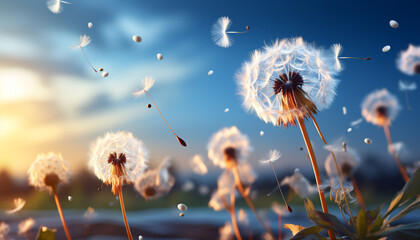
left=399, top=80, right=417, bottom=91
left=134, top=157, right=174, bottom=200
left=211, top=17, right=232, bottom=48
left=28, top=153, right=70, bottom=193
left=18, top=218, right=35, bottom=236
left=133, top=76, right=155, bottom=97
left=260, top=149, right=281, bottom=164
left=361, top=89, right=401, bottom=126
left=236, top=37, right=340, bottom=127
left=397, top=44, right=420, bottom=75
left=207, top=126, right=251, bottom=169
left=5, top=198, right=26, bottom=215
left=89, top=131, right=148, bottom=195
left=191, top=154, right=208, bottom=175
left=324, top=144, right=360, bottom=178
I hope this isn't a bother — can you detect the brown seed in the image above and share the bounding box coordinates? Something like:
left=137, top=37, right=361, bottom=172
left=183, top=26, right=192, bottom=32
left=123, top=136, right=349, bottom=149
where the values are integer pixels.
left=147, top=104, right=152, bottom=108
left=177, top=136, right=187, bottom=147
left=179, top=213, right=184, bottom=217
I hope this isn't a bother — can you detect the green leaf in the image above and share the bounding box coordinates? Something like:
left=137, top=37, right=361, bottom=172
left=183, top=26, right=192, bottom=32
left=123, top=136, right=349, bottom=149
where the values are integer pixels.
left=368, top=213, right=383, bottom=233
left=387, top=197, right=420, bottom=224
left=289, top=226, right=327, bottom=240
left=385, top=168, right=420, bottom=218
left=36, top=226, right=56, bottom=240
left=374, top=222, right=420, bottom=239
left=356, top=209, right=367, bottom=237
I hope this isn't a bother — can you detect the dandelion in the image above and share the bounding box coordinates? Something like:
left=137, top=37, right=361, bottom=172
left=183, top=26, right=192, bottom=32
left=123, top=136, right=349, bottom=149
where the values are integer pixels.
left=397, top=44, right=420, bottom=75
left=71, top=35, right=97, bottom=72
left=389, top=20, right=399, bottom=28
left=211, top=16, right=249, bottom=48
left=361, top=89, right=409, bottom=182
left=281, top=169, right=317, bottom=199
left=18, top=218, right=35, bottom=236
left=399, top=80, right=417, bottom=110
left=260, top=150, right=291, bottom=212
left=134, top=157, right=175, bottom=201
left=237, top=37, right=351, bottom=239
left=89, top=131, right=148, bottom=240
left=0, top=222, right=10, bottom=239
left=191, top=154, right=208, bottom=175
left=133, top=76, right=187, bottom=147
left=47, top=0, right=72, bottom=14
left=333, top=44, right=371, bottom=72
left=5, top=198, right=26, bottom=215
left=28, top=153, right=72, bottom=240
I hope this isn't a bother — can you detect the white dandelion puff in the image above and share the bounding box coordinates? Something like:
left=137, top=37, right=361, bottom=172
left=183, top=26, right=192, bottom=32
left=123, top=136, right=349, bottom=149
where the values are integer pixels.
left=397, top=44, right=420, bottom=75
left=361, top=89, right=401, bottom=127
left=324, top=144, right=360, bottom=179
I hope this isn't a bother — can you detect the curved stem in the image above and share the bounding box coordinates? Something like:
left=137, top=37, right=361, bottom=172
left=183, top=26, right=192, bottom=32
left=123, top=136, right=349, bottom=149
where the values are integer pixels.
left=53, top=190, right=72, bottom=240
left=232, top=165, right=273, bottom=236
left=119, top=191, right=133, bottom=240
left=230, top=190, right=243, bottom=240
left=383, top=125, right=409, bottom=183
left=350, top=175, right=365, bottom=211
left=296, top=117, right=336, bottom=240
left=269, top=161, right=291, bottom=212
left=311, top=116, right=354, bottom=219
left=79, top=46, right=97, bottom=72
left=278, top=214, right=282, bottom=240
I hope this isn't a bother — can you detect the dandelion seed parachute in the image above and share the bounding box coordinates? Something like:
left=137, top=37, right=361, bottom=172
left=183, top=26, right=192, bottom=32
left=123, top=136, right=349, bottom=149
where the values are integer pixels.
left=191, top=154, right=208, bottom=175
left=211, top=17, right=232, bottom=48
left=5, top=198, right=26, bottom=215
left=399, top=80, right=417, bottom=91
left=47, top=0, right=71, bottom=14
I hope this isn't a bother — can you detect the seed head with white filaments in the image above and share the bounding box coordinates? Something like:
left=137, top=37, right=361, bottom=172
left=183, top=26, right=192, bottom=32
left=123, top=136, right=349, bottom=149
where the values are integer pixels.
left=71, top=35, right=91, bottom=48
left=133, top=76, right=156, bottom=97
left=89, top=131, right=148, bottom=195
left=28, top=153, right=71, bottom=193
left=207, top=126, right=251, bottom=169
left=236, top=37, right=340, bottom=127
left=47, top=0, right=72, bottom=14
left=361, top=89, right=401, bottom=127
left=134, top=157, right=175, bottom=201
left=397, top=44, right=420, bottom=75
left=259, top=149, right=281, bottom=165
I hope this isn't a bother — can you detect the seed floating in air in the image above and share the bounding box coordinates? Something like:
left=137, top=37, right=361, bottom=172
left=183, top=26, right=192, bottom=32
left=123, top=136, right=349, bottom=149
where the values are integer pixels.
left=224, top=108, right=229, bottom=113
left=208, top=70, right=214, bottom=76
left=364, top=138, right=372, bottom=144
left=102, top=71, right=109, bottom=78
left=179, top=213, right=184, bottom=217
left=133, top=35, right=142, bottom=43
left=177, top=203, right=187, bottom=211
left=138, top=236, right=143, bottom=240
left=147, top=104, right=152, bottom=108
left=382, top=45, right=391, bottom=53
left=68, top=196, right=72, bottom=201
left=389, top=20, right=399, bottom=28
left=342, top=106, right=347, bottom=115
left=71, top=35, right=97, bottom=72
left=98, top=68, right=104, bottom=72
left=260, top=131, right=264, bottom=136
left=88, top=22, right=93, bottom=29
left=157, top=53, right=163, bottom=60
left=347, top=128, right=352, bottom=133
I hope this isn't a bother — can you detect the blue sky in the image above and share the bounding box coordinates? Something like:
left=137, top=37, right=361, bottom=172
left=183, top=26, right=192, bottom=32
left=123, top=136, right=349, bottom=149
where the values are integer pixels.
left=0, top=0, right=419, bottom=177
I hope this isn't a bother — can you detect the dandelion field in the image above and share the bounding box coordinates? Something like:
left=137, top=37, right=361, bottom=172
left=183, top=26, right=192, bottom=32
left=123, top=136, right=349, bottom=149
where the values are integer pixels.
left=1, top=0, right=420, bottom=240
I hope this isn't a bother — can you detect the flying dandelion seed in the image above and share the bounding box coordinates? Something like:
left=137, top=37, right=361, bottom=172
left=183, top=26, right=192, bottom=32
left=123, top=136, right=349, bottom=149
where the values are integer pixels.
left=67, top=196, right=72, bottom=201
left=47, top=0, right=72, bottom=14
left=83, top=207, right=96, bottom=219
left=364, top=138, right=372, bottom=144
left=333, top=43, right=371, bottom=71
left=351, top=118, right=363, bottom=127
left=260, top=131, right=264, bottom=136
left=138, top=236, right=143, bottom=240
left=71, top=35, right=97, bottom=72
left=89, top=131, right=148, bottom=240
left=389, top=20, right=399, bottom=28
left=5, top=198, right=26, bottom=215
left=28, top=153, right=72, bottom=240
left=157, top=53, right=163, bottom=60
left=18, top=218, right=35, bottom=236
left=88, top=22, right=93, bottom=29
left=211, top=16, right=249, bottom=48
left=382, top=45, right=391, bottom=53
left=191, top=154, right=208, bottom=175
left=342, top=106, right=347, bottom=115
left=238, top=209, right=249, bottom=225
left=132, top=35, right=142, bottom=43
left=260, top=150, right=292, bottom=212
left=179, top=213, right=184, bottom=217
left=397, top=44, right=420, bottom=75
left=147, top=104, right=152, bottom=108
left=208, top=70, right=214, bottom=76
left=399, top=80, right=417, bottom=110
left=224, top=108, right=229, bottom=112
left=98, top=68, right=104, bottom=72
left=102, top=71, right=109, bottom=77
left=281, top=169, right=317, bottom=199
left=133, top=76, right=187, bottom=147
left=177, top=203, right=187, bottom=211
left=347, top=127, right=352, bottom=132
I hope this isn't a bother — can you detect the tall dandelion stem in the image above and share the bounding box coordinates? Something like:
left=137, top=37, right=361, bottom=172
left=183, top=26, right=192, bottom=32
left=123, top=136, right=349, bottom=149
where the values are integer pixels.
left=383, top=125, right=409, bottom=182
left=311, top=116, right=354, bottom=218
left=52, top=189, right=72, bottom=240
left=296, top=117, right=336, bottom=240
left=269, top=161, right=291, bottom=212
left=79, top=46, right=97, bottom=72
left=230, top=190, right=243, bottom=240
left=119, top=190, right=133, bottom=240
left=232, top=165, right=273, bottom=236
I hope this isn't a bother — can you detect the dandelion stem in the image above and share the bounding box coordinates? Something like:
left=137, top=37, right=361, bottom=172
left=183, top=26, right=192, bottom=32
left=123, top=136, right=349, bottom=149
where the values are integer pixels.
left=143, top=90, right=187, bottom=147
left=52, top=190, right=72, bottom=240
left=268, top=161, right=292, bottom=212
left=350, top=175, right=365, bottom=211
left=118, top=191, right=133, bottom=240
left=296, top=117, right=336, bottom=240
left=79, top=46, right=97, bottom=72
left=232, top=165, right=274, bottom=237
left=230, top=190, right=243, bottom=240
left=278, top=214, right=282, bottom=240
left=310, top=116, right=354, bottom=219
left=404, top=91, right=412, bottom=111
left=383, top=125, right=409, bottom=182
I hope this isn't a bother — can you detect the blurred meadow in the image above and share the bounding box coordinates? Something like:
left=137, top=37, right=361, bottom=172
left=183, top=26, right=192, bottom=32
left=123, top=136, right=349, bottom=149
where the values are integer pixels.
left=1, top=0, right=420, bottom=240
